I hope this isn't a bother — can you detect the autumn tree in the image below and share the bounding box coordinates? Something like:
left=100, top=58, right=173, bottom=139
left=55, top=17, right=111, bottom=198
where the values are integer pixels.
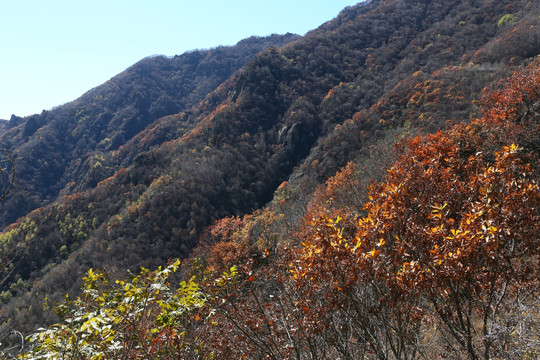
left=293, top=61, right=540, bottom=359
left=294, top=139, right=539, bottom=359
left=366, top=140, right=537, bottom=357
left=479, top=58, right=540, bottom=176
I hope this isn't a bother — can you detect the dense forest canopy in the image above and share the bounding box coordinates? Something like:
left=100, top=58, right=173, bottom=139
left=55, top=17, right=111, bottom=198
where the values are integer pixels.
left=0, top=0, right=539, bottom=357
left=0, top=33, right=299, bottom=228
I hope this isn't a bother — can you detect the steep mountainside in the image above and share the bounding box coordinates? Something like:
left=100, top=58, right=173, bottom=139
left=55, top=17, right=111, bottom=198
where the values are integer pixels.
left=0, top=33, right=298, bottom=227
left=0, top=0, right=538, bottom=334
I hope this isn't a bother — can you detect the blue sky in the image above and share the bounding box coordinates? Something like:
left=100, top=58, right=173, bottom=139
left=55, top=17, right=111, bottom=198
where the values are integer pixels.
left=0, top=0, right=359, bottom=120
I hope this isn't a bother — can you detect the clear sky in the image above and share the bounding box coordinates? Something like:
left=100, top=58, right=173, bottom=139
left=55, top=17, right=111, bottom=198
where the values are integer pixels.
left=0, top=0, right=360, bottom=120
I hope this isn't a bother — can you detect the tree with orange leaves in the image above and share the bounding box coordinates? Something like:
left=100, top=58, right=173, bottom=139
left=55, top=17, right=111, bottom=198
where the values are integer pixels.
left=293, top=60, right=540, bottom=359
left=357, top=138, right=538, bottom=359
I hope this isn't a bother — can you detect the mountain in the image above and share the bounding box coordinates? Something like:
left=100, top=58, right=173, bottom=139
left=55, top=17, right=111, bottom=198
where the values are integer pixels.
left=0, top=33, right=299, bottom=228
left=0, top=0, right=539, bottom=342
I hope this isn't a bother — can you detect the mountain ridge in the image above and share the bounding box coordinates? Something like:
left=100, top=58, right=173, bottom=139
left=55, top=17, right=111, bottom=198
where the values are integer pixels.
left=0, top=32, right=299, bottom=227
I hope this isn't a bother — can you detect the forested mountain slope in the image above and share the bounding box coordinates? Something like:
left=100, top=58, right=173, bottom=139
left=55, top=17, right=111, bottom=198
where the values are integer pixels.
left=0, top=33, right=298, bottom=227
left=0, top=0, right=538, bottom=341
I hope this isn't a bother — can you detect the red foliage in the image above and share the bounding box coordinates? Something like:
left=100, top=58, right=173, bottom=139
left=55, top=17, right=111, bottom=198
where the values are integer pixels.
left=481, top=60, right=540, bottom=128
left=292, top=60, right=540, bottom=359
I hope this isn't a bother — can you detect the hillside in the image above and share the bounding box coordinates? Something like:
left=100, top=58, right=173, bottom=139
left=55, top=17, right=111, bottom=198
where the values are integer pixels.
left=0, top=33, right=299, bottom=227
left=0, top=0, right=539, bottom=352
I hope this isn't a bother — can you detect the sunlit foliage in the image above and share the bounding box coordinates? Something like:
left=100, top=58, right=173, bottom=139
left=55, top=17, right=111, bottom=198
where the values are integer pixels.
left=19, top=260, right=206, bottom=360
